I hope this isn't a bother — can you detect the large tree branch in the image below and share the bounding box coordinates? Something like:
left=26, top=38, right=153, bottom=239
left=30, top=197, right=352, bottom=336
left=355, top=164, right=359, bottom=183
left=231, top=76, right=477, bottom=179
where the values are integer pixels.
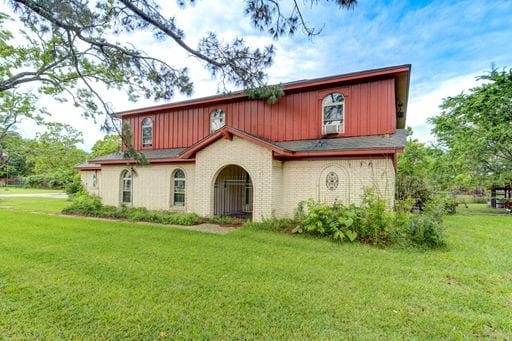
left=0, top=54, right=70, bottom=91
left=117, top=0, right=224, bottom=68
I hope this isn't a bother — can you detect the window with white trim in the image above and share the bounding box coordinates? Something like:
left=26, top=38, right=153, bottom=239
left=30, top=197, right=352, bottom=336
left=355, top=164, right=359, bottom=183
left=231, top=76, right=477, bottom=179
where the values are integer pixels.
left=142, top=117, right=153, bottom=147
left=322, top=93, right=344, bottom=135
left=210, top=109, right=225, bottom=133
left=172, top=169, right=186, bottom=207
left=120, top=170, right=132, bottom=204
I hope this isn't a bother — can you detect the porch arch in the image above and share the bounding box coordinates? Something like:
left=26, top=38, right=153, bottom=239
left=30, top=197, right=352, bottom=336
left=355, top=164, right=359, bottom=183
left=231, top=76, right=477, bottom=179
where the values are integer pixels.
left=213, top=164, right=253, bottom=219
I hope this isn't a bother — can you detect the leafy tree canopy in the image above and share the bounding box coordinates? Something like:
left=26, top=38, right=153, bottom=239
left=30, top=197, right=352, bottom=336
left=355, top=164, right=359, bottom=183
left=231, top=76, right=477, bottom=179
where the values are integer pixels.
left=429, top=68, right=512, bottom=185
left=0, top=123, right=87, bottom=187
left=89, top=134, right=121, bottom=160
left=27, top=123, right=87, bottom=177
left=0, top=131, right=31, bottom=178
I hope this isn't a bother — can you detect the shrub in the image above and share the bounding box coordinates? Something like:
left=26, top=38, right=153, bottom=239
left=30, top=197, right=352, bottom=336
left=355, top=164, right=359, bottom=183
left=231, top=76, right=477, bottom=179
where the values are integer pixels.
left=62, top=192, right=204, bottom=225
left=391, top=199, right=415, bottom=246
left=471, top=196, right=488, bottom=204
left=396, top=175, right=433, bottom=203
left=407, top=214, right=445, bottom=249
left=65, top=173, right=83, bottom=196
left=244, top=216, right=296, bottom=232
left=209, top=215, right=246, bottom=226
left=286, top=188, right=446, bottom=249
left=24, top=175, right=49, bottom=188
left=358, top=187, right=393, bottom=245
left=62, top=191, right=102, bottom=215
left=98, top=205, right=127, bottom=219
left=149, top=211, right=204, bottom=225
left=399, top=197, right=446, bottom=249
left=293, top=200, right=360, bottom=242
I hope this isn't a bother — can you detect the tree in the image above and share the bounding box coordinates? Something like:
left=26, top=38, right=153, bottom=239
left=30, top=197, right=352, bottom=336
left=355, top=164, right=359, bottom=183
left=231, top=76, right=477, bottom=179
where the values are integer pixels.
left=25, top=123, right=87, bottom=187
left=90, top=135, right=121, bottom=160
left=397, top=135, right=434, bottom=201
left=429, top=68, right=512, bottom=185
left=0, top=131, right=33, bottom=179
left=1, top=0, right=357, bottom=140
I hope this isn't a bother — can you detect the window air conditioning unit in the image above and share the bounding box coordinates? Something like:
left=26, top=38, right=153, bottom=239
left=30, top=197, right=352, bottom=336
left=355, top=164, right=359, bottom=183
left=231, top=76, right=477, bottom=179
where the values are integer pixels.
left=323, top=124, right=341, bottom=135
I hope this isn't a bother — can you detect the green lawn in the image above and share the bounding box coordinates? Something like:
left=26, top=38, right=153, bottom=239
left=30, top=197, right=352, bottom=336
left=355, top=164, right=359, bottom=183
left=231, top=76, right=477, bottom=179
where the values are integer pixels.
left=0, top=196, right=68, bottom=214
left=0, top=204, right=511, bottom=338
left=457, top=203, right=509, bottom=216
left=0, top=187, right=64, bottom=194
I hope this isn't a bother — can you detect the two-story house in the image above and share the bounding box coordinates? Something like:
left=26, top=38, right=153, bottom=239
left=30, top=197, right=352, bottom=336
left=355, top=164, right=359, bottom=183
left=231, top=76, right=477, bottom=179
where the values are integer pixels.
left=78, top=65, right=410, bottom=221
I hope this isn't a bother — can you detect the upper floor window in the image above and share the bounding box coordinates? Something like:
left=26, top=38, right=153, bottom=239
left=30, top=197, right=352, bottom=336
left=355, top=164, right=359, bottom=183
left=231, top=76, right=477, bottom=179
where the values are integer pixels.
left=322, top=93, right=344, bottom=135
left=172, top=169, right=186, bottom=207
left=142, top=118, right=153, bottom=147
left=210, top=109, right=225, bottom=133
left=120, top=169, right=132, bottom=204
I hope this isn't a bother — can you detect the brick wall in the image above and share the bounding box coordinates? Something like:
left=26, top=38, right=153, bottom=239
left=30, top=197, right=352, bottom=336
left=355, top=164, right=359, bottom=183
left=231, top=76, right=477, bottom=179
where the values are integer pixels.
left=80, top=170, right=99, bottom=196
left=194, top=136, right=273, bottom=221
left=85, top=139, right=395, bottom=221
left=278, top=158, right=395, bottom=217
left=98, top=164, right=195, bottom=211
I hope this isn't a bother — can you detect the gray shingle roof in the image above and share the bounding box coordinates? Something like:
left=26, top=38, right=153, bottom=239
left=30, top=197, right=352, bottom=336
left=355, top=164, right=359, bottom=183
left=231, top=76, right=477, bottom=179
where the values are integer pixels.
left=274, top=129, right=406, bottom=152
left=75, top=162, right=101, bottom=169
left=92, top=148, right=185, bottom=161
left=88, top=130, right=405, bottom=164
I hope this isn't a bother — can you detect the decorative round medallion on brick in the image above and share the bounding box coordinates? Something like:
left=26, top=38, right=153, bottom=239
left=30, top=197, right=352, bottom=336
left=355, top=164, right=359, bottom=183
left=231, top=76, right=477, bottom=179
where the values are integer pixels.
left=326, top=171, right=339, bottom=191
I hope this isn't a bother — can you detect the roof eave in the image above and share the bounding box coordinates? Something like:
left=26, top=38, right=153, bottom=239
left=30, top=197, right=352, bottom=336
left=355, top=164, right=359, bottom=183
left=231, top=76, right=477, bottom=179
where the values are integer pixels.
left=92, top=158, right=195, bottom=165
left=179, top=125, right=292, bottom=159
left=276, top=147, right=403, bottom=159
left=117, top=64, right=411, bottom=117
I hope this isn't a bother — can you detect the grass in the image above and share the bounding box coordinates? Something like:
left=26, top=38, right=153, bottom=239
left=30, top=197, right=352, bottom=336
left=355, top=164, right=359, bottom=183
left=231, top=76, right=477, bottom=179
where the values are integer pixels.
left=0, top=187, right=64, bottom=194
left=0, top=196, right=68, bottom=214
left=456, top=203, right=509, bottom=216
left=0, top=203, right=511, bottom=338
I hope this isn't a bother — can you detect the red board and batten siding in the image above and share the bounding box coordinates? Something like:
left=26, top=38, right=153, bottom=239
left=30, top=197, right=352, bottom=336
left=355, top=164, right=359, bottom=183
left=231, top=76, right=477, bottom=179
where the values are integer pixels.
left=123, top=78, right=396, bottom=150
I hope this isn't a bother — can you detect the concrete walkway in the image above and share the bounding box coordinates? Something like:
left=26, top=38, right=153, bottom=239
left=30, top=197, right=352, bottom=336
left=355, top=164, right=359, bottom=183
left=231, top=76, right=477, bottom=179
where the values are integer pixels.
left=0, top=193, right=68, bottom=199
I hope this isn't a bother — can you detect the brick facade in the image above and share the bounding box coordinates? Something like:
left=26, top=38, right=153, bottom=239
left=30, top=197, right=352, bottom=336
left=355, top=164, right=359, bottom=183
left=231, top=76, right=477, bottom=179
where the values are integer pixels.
left=80, top=170, right=100, bottom=196
left=85, top=136, right=395, bottom=221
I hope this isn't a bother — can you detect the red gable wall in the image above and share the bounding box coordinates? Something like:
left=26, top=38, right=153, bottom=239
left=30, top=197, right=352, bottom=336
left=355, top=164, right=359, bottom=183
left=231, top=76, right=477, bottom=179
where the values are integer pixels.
left=123, top=78, right=397, bottom=151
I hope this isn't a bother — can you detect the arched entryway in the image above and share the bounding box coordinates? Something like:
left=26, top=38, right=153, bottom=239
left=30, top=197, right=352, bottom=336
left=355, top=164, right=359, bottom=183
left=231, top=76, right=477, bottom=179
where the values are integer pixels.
left=213, top=165, right=253, bottom=219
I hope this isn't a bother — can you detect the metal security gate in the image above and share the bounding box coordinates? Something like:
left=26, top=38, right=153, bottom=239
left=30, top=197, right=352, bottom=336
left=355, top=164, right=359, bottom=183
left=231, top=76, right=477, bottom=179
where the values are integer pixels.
left=214, top=165, right=253, bottom=219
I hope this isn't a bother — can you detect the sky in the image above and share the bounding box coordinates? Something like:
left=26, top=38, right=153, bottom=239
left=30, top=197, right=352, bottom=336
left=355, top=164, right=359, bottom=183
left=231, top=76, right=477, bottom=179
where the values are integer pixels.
left=9, top=0, right=512, bottom=151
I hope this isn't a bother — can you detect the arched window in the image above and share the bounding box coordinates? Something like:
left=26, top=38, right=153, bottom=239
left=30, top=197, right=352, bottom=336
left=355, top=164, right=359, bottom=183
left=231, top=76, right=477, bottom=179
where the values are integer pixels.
left=120, top=169, right=132, bottom=204
left=210, top=109, right=225, bottom=133
left=172, top=169, right=186, bottom=207
left=141, top=117, right=153, bottom=147
left=322, top=93, right=344, bottom=134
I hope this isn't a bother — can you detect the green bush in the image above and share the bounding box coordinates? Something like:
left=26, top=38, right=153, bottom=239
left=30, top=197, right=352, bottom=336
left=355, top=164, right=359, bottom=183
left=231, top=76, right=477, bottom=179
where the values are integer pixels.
left=395, top=197, right=446, bottom=249
left=396, top=175, right=433, bottom=203
left=62, top=191, right=102, bottom=215
left=244, top=216, right=296, bottom=232
left=358, top=187, right=393, bottom=245
left=408, top=201, right=445, bottom=249
left=284, top=188, right=446, bottom=249
left=62, top=192, right=205, bottom=225
left=64, top=173, right=83, bottom=196
left=407, top=214, right=445, bottom=249
left=209, top=215, right=246, bottom=226
left=98, top=205, right=127, bottom=219
left=293, top=200, right=360, bottom=242
left=146, top=211, right=204, bottom=225
left=442, top=197, right=458, bottom=214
